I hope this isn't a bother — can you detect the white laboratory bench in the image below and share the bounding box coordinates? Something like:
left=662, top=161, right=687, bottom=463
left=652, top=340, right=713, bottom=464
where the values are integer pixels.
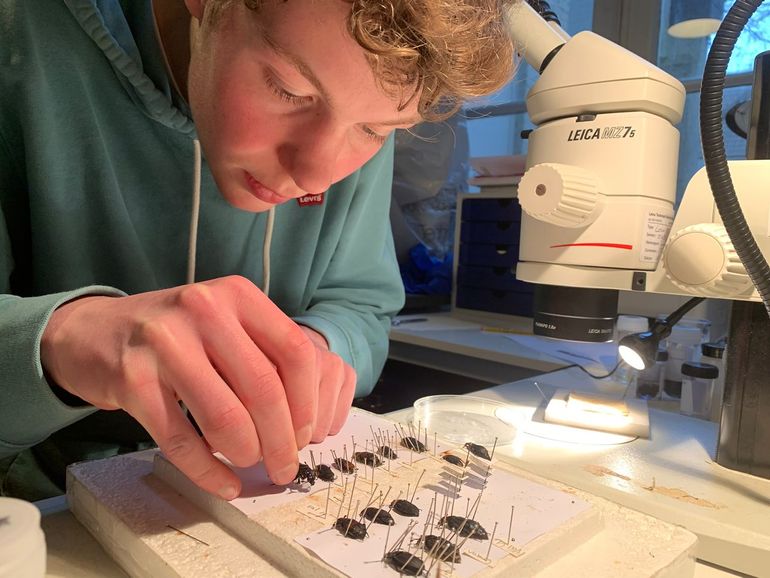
left=386, top=312, right=768, bottom=577
left=388, top=312, right=563, bottom=384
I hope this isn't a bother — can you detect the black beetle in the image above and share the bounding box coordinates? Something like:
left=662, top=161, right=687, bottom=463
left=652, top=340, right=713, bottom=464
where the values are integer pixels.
left=314, top=463, right=336, bottom=483
left=384, top=551, right=426, bottom=576
left=332, top=457, right=357, bottom=474
left=417, top=534, right=462, bottom=563
left=400, top=436, right=426, bottom=452
left=439, top=515, right=489, bottom=539
left=390, top=498, right=420, bottom=517
left=377, top=445, right=398, bottom=460
left=442, top=454, right=466, bottom=467
left=353, top=451, right=383, bottom=467
left=334, top=517, right=367, bottom=540
left=360, top=507, right=395, bottom=526
left=294, top=462, right=315, bottom=486
left=464, top=442, right=491, bottom=460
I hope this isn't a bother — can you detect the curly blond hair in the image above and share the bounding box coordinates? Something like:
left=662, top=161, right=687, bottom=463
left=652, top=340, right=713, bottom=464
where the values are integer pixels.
left=209, top=0, right=516, bottom=121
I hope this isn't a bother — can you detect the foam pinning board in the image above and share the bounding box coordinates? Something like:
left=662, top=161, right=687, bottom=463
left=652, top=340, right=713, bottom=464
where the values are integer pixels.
left=68, top=409, right=697, bottom=577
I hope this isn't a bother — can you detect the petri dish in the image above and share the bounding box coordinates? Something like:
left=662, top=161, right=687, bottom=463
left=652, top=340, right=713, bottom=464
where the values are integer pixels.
left=412, top=395, right=518, bottom=446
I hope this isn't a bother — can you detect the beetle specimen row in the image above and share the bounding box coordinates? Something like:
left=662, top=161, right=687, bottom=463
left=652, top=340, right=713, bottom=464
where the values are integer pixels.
left=290, top=424, right=500, bottom=576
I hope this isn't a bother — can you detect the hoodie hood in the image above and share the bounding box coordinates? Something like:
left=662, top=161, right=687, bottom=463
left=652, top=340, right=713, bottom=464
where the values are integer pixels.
left=63, top=0, right=196, bottom=136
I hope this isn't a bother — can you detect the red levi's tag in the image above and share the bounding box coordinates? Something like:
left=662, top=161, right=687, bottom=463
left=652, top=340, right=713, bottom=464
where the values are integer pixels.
left=296, top=193, right=325, bottom=207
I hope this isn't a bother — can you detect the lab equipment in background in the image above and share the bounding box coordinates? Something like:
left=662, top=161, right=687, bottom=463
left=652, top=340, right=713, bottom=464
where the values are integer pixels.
left=543, top=389, right=651, bottom=438
left=656, top=315, right=712, bottom=345
left=513, top=0, right=767, bottom=311
left=701, top=341, right=727, bottom=422
left=0, top=497, right=46, bottom=578
left=680, top=361, right=720, bottom=420
left=662, top=323, right=703, bottom=400
left=390, top=114, right=469, bottom=264
left=614, top=315, right=649, bottom=387
left=412, top=394, right=518, bottom=446
left=505, top=0, right=770, bottom=478
left=635, top=349, right=668, bottom=400
left=452, top=191, right=535, bottom=321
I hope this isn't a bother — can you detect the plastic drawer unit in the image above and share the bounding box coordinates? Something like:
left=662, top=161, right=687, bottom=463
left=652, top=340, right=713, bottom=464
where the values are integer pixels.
left=453, top=193, right=535, bottom=318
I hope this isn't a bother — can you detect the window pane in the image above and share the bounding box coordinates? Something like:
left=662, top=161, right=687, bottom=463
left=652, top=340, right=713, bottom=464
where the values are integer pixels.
left=658, top=0, right=770, bottom=79
left=466, top=0, right=595, bottom=158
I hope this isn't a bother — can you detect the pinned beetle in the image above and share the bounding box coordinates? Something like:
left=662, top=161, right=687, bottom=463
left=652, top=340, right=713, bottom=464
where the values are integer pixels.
left=333, top=457, right=357, bottom=474
left=442, top=454, right=466, bottom=467
left=334, top=517, right=367, bottom=540
left=360, top=507, right=395, bottom=526
left=384, top=550, right=426, bottom=576
left=314, top=464, right=336, bottom=483
left=401, top=436, right=426, bottom=452
left=390, top=498, right=420, bottom=517
left=294, top=462, right=316, bottom=486
left=377, top=445, right=398, bottom=460
left=417, top=534, right=462, bottom=563
left=353, top=451, right=383, bottom=467
left=439, top=515, right=489, bottom=539
left=463, top=442, right=491, bottom=460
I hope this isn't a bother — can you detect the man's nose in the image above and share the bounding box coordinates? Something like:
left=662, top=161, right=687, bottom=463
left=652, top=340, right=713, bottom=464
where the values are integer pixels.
left=279, top=116, right=345, bottom=195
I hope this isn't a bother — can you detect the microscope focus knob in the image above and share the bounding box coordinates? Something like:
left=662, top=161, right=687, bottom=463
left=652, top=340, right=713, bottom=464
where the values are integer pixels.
left=518, top=163, right=602, bottom=228
left=663, top=223, right=752, bottom=297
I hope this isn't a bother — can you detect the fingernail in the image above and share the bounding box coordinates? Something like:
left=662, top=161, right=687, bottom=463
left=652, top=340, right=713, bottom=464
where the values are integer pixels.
left=278, top=462, right=299, bottom=484
left=296, top=424, right=313, bottom=448
left=217, top=485, right=238, bottom=500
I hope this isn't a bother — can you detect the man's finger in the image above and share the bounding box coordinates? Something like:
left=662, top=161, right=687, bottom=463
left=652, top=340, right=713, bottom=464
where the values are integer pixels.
left=130, top=386, right=242, bottom=500
left=311, top=353, right=343, bottom=442
left=236, top=298, right=318, bottom=449
left=143, top=317, right=261, bottom=468
left=329, top=363, right=357, bottom=435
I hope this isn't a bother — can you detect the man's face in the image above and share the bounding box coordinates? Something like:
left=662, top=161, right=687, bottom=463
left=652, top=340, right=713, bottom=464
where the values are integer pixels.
left=186, top=0, right=421, bottom=212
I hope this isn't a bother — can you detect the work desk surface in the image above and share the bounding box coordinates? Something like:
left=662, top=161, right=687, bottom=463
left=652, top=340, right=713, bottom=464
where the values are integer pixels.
left=39, top=369, right=755, bottom=577
left=388, top=312, right=563, bottom=384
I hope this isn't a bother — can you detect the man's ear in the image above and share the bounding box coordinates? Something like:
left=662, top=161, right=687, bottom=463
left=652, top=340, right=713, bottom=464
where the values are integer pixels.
left=184, top=0, right=204, bottom=21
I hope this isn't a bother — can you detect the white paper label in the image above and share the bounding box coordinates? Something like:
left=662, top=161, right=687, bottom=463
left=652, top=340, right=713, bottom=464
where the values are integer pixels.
left=641, top=210, right=674, bottom=263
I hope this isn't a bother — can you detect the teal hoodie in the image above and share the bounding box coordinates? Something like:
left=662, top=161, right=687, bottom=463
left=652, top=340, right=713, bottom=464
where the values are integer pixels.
left=0, top=0, right=404, bottom=500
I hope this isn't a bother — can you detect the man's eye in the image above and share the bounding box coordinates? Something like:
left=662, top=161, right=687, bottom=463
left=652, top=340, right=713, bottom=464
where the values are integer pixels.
left=362, top=126, right=387, bottom=144
left=265, top=73, right=309, bottom=106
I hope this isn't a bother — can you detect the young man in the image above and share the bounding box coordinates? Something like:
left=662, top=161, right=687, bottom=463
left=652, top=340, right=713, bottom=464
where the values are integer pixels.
left=0, top=0, right=515, bottom=501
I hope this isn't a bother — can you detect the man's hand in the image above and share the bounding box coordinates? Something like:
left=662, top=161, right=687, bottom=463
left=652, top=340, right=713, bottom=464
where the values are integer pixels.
left=40, top=276, right=356, bottom=499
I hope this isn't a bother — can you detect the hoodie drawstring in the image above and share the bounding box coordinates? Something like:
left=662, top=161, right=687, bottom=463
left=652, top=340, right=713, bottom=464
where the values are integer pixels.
left=186, top=139, right=202, bottom=285
left=186, top=138, right=275, bottom=296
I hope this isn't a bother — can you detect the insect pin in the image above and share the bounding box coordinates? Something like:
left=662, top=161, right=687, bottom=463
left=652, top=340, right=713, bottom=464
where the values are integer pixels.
left=294, top=462, right=316, bottom=486
left=439, top=515, right=489, bottom=540
left=464, top=442, right=491, bottom=461
left=314, top=463, right=336, bottom=483
left=384, top=550, right=426, bottom=576
left=360, top=506, right=395, bottom=526
left=334, top=517, right=368, bottom=540
left=390, top=498, right=420, bottom=517
left=353, top=451, right=383, bottom=467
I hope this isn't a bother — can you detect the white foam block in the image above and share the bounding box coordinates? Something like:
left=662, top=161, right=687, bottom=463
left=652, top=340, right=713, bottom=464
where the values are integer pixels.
left=67, top=451, right=287, bottom=578
left=67, top=409, right=698, bottom=577
left=544, top=389, right=650, bottom=438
